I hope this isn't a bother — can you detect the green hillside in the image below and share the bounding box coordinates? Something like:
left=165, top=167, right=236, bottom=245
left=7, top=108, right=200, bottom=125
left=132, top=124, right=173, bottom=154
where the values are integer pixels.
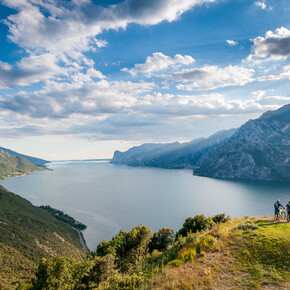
left=0, top=148, right=46, bottom=180
left=18, top=215, right=290, bottom=289
left=0, top=186, right=86, bottom=289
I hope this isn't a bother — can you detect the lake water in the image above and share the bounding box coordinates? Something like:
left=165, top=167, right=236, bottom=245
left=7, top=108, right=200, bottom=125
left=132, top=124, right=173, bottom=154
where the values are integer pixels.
left=1, top=161, right=289, bottom=250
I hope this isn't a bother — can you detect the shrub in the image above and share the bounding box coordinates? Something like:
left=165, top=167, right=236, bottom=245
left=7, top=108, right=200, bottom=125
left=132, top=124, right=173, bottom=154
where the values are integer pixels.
left=198, top=235, right=218, bottom=253
left=238, top=223, right=258, bottom=231
left=169, top=259, right=183, bottom=267
left=148, top=228, right=174, bottom=253
left=176, top=214, right=213, bottom=237
left=212, top=213, right=230, bottom=224
left=178, top=247, right=197, bottom=262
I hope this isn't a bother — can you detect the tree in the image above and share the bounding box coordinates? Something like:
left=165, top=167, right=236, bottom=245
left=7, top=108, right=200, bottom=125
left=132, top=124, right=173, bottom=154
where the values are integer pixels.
left=176, top=214, right=213, bottom=237
left=148, top=228, right=174, bottom=252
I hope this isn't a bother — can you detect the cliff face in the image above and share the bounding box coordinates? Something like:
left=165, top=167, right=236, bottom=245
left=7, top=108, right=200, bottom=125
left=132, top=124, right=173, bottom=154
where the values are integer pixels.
left=195, top=104, right=290, bottom=181
left=111, top=129, right=236, bottom=169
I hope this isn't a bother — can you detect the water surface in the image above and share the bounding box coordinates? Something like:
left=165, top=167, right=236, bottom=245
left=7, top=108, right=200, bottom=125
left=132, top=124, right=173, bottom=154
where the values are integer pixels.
left=1, top=161, right=289, bottom=250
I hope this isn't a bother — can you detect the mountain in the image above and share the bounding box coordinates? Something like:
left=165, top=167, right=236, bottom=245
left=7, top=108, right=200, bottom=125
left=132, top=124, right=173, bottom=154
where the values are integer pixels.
left=0, top=185, right=86, bottom=288
left=0, top=148, right=47, bottom=180
left=111, top=129, right=236, bottom=169
left=195, top=104, right=290, bottom=181
left=0, top=146, right=49, bottom=167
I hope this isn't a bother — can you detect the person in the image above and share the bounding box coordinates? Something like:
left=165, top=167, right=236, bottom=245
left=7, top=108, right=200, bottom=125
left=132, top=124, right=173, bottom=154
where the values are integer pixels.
left=286, top=200, right=290, bottom=222
left=274, top=200, right=284, bottom=220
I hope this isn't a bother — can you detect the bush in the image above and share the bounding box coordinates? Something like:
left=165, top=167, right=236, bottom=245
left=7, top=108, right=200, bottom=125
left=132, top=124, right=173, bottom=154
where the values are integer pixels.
left=238, top=223, right=258, bottom=231
left=96, top=225, right=152, bottom=272
left=178, top=247, right=197, bottom=262
left=198, top=235, right=218, bottom=253
left=176, top=215, right=214, bottom=237
left=212, top=213, right=230, bottom=224
left=169, top=259, right=183, bottom=267
left=148, top=228, right=174, bottom=253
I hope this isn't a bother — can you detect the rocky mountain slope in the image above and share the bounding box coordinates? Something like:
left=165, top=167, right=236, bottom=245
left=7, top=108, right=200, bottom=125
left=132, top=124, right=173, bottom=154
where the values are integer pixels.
left=0, top=146, right=49, bottom=167
left=112, top=104, right=290, bottom=181
left=0, top=185, right=86, bottom=288
left=0, top=148, right=46, bottom=180
left=111, top=129, right=236, bottom=169
left=195, top=104, right=290, bottom=181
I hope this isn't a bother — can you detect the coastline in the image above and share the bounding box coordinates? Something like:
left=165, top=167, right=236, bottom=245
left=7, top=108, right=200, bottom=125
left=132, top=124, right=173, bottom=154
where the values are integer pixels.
left=1, top=168, right=89, bottom=255
left=76, top=229, right=90, bottom=253
left=0, top=167, right=50, bottom=181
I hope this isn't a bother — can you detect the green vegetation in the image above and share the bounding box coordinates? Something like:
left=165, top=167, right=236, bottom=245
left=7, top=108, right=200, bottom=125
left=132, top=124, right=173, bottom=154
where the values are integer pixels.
left=0, top=186, right=86, bottom=289
left=1, top=189, right=289, bottom=290
left=18, top=215, right=290, bottom=290
left=0, top=148, right=45, bottom=180
left=39, top=206, right=87, bottom=230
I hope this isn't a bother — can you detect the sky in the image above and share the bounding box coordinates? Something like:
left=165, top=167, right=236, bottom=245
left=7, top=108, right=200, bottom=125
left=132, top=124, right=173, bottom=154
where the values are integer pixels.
left=0, top=0, right=289, bottom=160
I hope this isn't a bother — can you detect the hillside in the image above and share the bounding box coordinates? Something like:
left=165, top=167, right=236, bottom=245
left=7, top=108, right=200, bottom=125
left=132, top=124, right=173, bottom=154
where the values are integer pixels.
left=195, top=104, right=290, bottom=181
left=111, top=129, right=236, bottom=169
left=0, top=147, right=49, bottom=167
left=0, top=148, right=46, bottom=180
left=0, top=185, right=86, bottom=289
left=112, top=104, right=290, bottom=181
left=19, top=215, right=290, bottom=289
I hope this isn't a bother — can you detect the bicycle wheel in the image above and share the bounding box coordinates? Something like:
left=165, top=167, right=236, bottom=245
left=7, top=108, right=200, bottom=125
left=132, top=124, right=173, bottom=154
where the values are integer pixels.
left=280, top=212, right=286, bottom=220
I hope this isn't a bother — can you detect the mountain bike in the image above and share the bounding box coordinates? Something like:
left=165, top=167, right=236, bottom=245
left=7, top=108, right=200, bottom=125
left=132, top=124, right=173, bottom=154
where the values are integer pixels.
left=275, top=208, right=286, bottom=221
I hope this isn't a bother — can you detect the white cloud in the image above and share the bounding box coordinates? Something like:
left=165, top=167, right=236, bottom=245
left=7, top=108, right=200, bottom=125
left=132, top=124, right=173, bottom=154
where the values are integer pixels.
left=0, top=54, right=64, bottom=89
left=254, top=1, right=273, bottom=11
left=256, top=68, right=290, bottom=82
left=248, top=27, right=290, bottom=61
left=2, top=0, right=215, bottom=59
left=0, top=77, right=156, bottom=118
left=122, top=52, right=195, bottom=76
left=226, top=40, right=238, bottom=46
left=255, top=1, right=266, bottom=10
left=162, top=65, right=254, bottom=90
left=0, top=0, right=214, bottom=89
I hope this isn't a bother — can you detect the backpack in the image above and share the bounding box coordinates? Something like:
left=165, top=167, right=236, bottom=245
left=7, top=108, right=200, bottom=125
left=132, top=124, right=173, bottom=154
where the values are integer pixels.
left=274, top=203, right=279, bottom=210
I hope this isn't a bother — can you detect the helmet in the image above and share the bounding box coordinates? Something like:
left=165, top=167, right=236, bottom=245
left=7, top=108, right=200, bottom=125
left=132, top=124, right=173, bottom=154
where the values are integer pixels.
left=277, top=199, right=280, bottom=202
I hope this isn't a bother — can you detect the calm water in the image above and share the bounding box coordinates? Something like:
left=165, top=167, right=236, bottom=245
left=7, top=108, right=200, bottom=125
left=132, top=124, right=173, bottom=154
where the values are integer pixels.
left=1, top=161, right=289, bottom=250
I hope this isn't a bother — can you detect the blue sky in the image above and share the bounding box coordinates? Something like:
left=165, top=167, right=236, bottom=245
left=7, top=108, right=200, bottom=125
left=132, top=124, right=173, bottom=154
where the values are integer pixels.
left=0, top=0, right=289, bottom=160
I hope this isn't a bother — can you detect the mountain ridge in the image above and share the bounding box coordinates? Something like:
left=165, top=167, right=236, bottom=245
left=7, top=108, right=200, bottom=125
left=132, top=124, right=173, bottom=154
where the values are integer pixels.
left=0, top=147, right=49, bottom=167
left=0, top=148, right=47, bottom=180
left=111, top=104, right=290, bottom=181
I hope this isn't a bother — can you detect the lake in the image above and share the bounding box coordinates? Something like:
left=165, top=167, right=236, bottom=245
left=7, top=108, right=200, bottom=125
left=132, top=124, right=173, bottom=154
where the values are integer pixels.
left=1, top=161, right=289, bottom=250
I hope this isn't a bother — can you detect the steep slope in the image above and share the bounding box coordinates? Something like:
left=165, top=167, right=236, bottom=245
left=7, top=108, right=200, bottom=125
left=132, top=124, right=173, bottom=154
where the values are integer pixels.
left=0, top=146, right=49, bottom=167
left=195, top=104, right=290, bottom=181
left=0, top=148, right=46, bottom=180
left=111, top=129, right=236, bottom=169
left=0, top=185, right=86, bottom=288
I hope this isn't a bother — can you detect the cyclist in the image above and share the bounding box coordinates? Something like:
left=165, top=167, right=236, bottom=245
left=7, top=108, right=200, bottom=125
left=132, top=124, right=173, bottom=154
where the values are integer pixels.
left=286, top=200, right=290, bottom=221
left=274, top=200, right=284, bottom=220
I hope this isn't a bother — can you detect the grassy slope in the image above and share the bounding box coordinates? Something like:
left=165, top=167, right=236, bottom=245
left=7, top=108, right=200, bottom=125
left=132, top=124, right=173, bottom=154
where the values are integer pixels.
left=150, top=217, right=290, bottom=289
left=0, top=149, right=46, bottom=180
left=0, top=186, right=86, bottom=289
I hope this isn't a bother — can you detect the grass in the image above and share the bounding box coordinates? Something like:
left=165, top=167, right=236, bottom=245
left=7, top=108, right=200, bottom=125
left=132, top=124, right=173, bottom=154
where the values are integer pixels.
left=0, top=185, right=86, bottom=289
left=149, top=217, right=290, bottom=289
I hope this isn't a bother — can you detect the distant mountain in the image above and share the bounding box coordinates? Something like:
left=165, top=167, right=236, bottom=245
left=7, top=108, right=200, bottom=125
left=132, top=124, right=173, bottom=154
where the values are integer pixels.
left=195, top=104, right=290, bottom=181
left=0, top=185, right=85, bottom=288
left=0, top=146, right=49, bottom=167
left=111, top=128, right=236, bottom=169
left=0, top=148, right=47, bottom=180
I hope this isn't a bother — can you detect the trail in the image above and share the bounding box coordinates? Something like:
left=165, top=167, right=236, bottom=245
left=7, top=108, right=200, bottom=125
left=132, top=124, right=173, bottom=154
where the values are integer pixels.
left=76, top=229, right=89, bottom=253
